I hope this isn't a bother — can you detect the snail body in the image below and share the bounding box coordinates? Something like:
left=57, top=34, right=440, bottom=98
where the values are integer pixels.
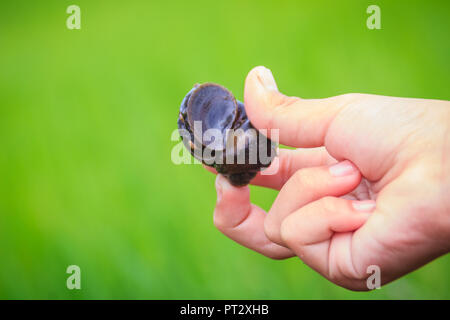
left=178, top=83, right=276, bottom=186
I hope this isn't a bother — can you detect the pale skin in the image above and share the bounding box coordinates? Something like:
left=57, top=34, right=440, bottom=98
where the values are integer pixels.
left=205, top=66, right=450, bottom=291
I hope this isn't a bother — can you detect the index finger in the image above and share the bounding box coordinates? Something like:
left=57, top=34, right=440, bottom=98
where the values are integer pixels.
left=213, top=175, right=293, bottom=259
left=204, top=147, right=336, bottom=190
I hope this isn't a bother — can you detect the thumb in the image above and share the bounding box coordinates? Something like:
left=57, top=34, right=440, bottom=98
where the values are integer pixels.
left=244, top=66, right=351, bottom=148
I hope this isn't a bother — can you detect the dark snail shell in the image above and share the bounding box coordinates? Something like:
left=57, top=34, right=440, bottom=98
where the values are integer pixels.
left=178, top=83, right=277, bottom=186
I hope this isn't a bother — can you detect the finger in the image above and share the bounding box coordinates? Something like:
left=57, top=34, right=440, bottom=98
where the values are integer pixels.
left=204, top=147, right=336, bottom=190
left=265, top=160, right=361, bottom=245
left=350, top=162, right=450, bottom=287
left=213, top=174, right=293, bottom=259
left=280, top=196, right=375, bottom=286
left=244, top=66, right=357, bottom=148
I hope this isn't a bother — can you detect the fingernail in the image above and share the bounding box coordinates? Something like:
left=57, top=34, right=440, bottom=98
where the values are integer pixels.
left=352, top=200, right=376, bottom=212
left=215, top=175, right=230, bottom=202
left=329, top=160, right=358, bottom=177
left=255, top=66, right=278, bottom=92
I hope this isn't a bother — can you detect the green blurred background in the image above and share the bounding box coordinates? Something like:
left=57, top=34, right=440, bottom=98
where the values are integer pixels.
left=0, top=0, right=449, bottom=299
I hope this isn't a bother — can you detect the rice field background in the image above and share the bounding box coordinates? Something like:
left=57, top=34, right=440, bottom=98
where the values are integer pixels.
left=0, top=0, right=449, bottom=299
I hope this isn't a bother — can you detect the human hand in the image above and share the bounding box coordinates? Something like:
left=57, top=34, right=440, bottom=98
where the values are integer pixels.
left=207, top=66, right=450, bottom=290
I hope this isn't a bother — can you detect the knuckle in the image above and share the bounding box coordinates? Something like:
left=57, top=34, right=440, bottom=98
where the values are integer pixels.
left=290, top=169, right=309, bottom=187
left=331, top=93, right=367, bottom=108
left=268, top=91, right=298, bottom=108
left=213, top=211, right=225, bottom=231
left=263, top=217, right=279, bottom=243
left=318, top=196, right=337, bottom=212
left=280, top=217, right=296, bottom=245
left=324, top=266, right=370, bottom=291
left=338, top=92, right=358, bottom=99
left=337, top=92, right=363, bottom=101
left=289, top=167, right=322, bottom=189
